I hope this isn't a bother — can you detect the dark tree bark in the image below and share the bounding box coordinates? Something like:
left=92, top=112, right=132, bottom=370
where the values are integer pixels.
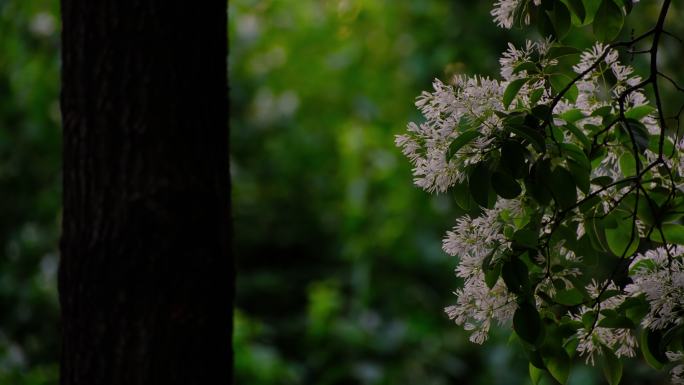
left=59, top=1, right=232, bottom=384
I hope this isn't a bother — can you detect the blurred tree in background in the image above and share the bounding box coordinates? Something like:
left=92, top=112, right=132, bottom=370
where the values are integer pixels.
left=1, top=0, right=682, bottom=384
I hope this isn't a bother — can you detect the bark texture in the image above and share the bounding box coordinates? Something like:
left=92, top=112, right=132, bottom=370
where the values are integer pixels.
left=59, top=1, right=232, bottom=384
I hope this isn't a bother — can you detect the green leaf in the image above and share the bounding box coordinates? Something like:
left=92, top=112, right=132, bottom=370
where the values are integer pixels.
left=598, top=290, right=622, bottom=302
left=598, top=309, right=635, bottom=328
left=565, top=337, right=580, bottom=357
left=629, top=259, right=656, bottom=274
left=600, top=346, right=623, bottom=385
left=513, top=229, right=539, bottom=249
left=531, top=104, right=550, bottom=120
left=648, top=134, right=675, bottom=157
left=663, top=197, right=684, bottom=223
left=592, top=105, right=613, bottom=117
left=530, top=88, right=544, bottom=105
left=625, top=105, right=655, bottom=120
left=621, top=119, right=650, bottom=152
left=618, top=152, right=636, bottom=177
left=543, top=348, right=570, bottom=384
left=582, top=310, right=597, bottom=329
left=548, top=45, right=581, bottom=60
left=508, top=125, right=546, bottom=153
left=549, top=2, right=572, bottom=40
left=567, top=159, right=590, bottom=194
left=501, top=141, right=528, bottom=178
left=614, top=0, right=633, bottom=14
left=564, top=0, right=586, bottom=22
left=555, top=288, right=584, bottom=306
left=578, top=198, right=602, bottom=216
left=469, top=162, right=496, bottom=208
left=537, top=7, right=556, bottom=38
left=447, top=131, right=482, bottom=161
left=529, top=363, right=543, bottom=385
left=587, top=208, right=611, bottom=253
left=560, top=108, right=584, bottom=123
left=561, top=143, right=591, bottom=170
left=597, top=314, right=635, bottom=329
left=565, top=123, right=592, bottom=149
left=549, top=74, right=578, bottom=102
left=492, top=171, right=522, bottom=199
left=641, top=328, right=667, bottom=369
left=484, top=262, right=502, bottom=289
left=503, top=78, right=528, bottom=109
left=548, top=125, right=564, bottom=143
left=593, top=0, right=624, bottom=42
left=549, top=167, right=577, bottom=210
left=482, top=249, right=502, bottom=289
left=502, top=256, right=529, bottom=294
left=605, top=216, right=639, bottom=257
left=591, top=175, right=613, bottom=187
left=618, top=296, right=650, bottom=323
left=650, top=224, right=684, bottom=245
left=660, top=324, right=684, bottom=355
left=526, top=159, right=552, bottom=205
left=525, top=345, right=548, bottom=369
left=453, top=181, right=476, bottom=211
left=513, top=61, right=539, bottom=75
left=514, top=301, right=543, bottom=345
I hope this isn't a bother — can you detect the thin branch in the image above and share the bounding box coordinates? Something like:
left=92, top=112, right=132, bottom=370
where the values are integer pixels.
left=657, top=71, right=684, bottom=93
left=663, top=29, right=684, bottom=44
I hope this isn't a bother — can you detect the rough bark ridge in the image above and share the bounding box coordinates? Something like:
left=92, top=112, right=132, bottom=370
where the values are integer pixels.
left=59, top=1, right=232, bottom=384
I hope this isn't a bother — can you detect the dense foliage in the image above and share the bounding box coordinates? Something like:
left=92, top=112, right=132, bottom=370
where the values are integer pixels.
left=396, top=1, right=684, bottom=384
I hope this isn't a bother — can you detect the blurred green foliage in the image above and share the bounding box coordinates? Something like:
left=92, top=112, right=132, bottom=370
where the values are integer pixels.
left=229, top=1, right=532, bottom=384
left=0, top=0, right=61, bottom=383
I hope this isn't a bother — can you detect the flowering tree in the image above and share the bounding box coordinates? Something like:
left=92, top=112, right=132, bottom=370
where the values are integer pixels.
left=396, top=0, right=684, bottom=384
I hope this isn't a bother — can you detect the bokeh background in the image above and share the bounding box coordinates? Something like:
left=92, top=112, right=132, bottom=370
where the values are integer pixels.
left=2, top=0, right=684, bottom=384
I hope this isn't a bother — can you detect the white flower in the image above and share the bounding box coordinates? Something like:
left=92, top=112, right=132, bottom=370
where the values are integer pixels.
left=396, top=76, right=503, bottom=193
left=446, top=278, right=517, bottom=344
left=490, top=0, right=542, bottom=29
left=668, top=351, right=684, bottom=384
left=491, top=0, right=522, bottom=29
left=443, top=199, right=523, bottom=343
left=572, top=281, right=637, bottom=365
left=625, top=246, right=684, bottom=330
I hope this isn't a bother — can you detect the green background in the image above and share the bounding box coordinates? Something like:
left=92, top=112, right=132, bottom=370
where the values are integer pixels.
left=1, top=0, right=683, bottom=383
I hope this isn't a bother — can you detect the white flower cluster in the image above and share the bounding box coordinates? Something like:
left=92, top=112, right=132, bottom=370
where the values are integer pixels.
left=572, top=281, right=637, bottom=365
left=667, top=351, right=684, bottom=385
left=626, top=247, right=684, bottom=330
left=490, top=0, right=541, bottom=29
left=394, top=76, right=501, bottom=193
left=627, top=247, right=684, bottom=384
left=398, top=4, right=684, bottom=379
left=396, top=39, right=675, bottom=346
left=491, top=0, right=640, bottom=30
left=396, top=39, right=666, bottom=198
left=499, top=38, right=554, bottom=82
left=443, top=199, right=521, bottom=343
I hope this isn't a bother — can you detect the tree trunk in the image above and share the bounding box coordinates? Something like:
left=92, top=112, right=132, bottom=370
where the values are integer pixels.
left=59, top=1, right=232, bottom=384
